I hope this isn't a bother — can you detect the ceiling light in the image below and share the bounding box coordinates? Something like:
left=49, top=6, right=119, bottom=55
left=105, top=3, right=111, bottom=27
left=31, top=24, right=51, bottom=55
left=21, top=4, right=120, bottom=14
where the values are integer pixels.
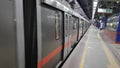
left=117, top=1, right=119, bottom=3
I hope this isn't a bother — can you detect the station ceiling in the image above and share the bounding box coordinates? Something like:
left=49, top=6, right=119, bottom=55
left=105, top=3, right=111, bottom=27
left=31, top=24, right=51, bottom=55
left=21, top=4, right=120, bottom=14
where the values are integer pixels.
left=77, top=0, right=93, bottom=19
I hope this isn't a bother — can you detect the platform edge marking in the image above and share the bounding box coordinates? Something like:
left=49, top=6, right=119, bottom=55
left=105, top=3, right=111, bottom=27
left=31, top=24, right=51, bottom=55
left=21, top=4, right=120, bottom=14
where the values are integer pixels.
left=97, top=33, right=119, bottom=68
left=80, top=35, right=89, bottom=68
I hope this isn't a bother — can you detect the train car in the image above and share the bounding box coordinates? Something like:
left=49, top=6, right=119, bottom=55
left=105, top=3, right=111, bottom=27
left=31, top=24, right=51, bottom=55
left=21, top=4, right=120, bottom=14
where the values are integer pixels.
left=104, top=15, right=119, bottom=42
left=37, top=1, right=90, bottom=68
left=0, top=0, right=90, bottom=68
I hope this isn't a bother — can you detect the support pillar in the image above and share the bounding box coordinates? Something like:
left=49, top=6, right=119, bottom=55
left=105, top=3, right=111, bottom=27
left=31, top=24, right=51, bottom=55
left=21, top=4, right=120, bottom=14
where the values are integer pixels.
left=116, top=13, right=120, bottom=43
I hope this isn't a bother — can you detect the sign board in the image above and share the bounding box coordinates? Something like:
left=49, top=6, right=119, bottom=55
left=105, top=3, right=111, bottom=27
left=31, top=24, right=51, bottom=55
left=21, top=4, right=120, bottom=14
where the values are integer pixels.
left=97, top=8, right=113, bottom=13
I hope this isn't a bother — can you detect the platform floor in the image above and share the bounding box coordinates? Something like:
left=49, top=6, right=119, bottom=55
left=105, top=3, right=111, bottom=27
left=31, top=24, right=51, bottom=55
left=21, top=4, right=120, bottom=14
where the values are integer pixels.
left=62, top=25, right=120, bottom=68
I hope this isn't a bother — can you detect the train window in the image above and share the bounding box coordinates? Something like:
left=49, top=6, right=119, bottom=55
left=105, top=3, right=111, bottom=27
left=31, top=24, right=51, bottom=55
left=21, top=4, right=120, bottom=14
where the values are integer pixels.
left=73, top=18, right=77, bottom=29
left=73, top=22, right=77, bottom=29
left=81, top=19, right=84, bottom=27
left=55, top=12, right=60, bottom=40
left=79, top=19, right=82, bottom=27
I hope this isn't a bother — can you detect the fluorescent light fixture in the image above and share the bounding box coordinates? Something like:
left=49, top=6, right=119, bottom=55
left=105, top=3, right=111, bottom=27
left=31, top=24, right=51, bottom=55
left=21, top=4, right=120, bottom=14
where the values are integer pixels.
left=94, top=1, right=97, bottom=4
left=92, top=0, right=98, bottom=19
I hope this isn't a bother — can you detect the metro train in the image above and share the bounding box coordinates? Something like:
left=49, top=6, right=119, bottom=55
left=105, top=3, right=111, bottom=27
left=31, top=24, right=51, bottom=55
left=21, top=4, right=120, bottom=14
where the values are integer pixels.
left=104, top=14, right=119, bottom=42
left=107, top=15, right=119, bottom=31
left=0, top=0, right=90, bottom=68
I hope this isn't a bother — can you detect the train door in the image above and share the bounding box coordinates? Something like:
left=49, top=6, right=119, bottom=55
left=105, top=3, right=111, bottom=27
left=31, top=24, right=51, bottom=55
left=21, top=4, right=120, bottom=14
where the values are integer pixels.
left=74, top=17, right=79, bottom=43
left=70, top=16, right=74, bottom=48
left=39, top=5, right=63, bottom=68
left=81, top=19, right=84, bottom=35
left=69, top=15, right=73, bottom=51
left=79, top=19, right=83, bottom=39
left=84, top=21, right=87, bottom=32
left=71, top=16, right=78, bottom=48
left=67, top=14, right=72, bottom=53
left=63, top=13, right=71, bottom=59
left=76, top=18, right=79, bottom=41
left=71, top=16, right=75, bottom=48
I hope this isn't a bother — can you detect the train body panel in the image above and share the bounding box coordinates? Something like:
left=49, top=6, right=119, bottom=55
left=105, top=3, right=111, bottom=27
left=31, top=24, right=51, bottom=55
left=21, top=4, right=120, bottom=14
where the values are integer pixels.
left=0, top=0, right=17, bottom=68
left=0, top=0, right=25, bottom=68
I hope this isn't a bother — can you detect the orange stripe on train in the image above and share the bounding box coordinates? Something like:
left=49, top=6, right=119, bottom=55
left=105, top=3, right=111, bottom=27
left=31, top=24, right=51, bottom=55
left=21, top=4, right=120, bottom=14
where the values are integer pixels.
left=38, top=34, right=78, bottom=68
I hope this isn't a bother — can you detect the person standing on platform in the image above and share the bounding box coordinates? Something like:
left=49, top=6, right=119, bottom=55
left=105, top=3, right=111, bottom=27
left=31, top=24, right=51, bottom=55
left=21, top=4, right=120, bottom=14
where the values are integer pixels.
left=97, top=20, right=100, bottom=29
left=100, top=20, right=104, bottom=30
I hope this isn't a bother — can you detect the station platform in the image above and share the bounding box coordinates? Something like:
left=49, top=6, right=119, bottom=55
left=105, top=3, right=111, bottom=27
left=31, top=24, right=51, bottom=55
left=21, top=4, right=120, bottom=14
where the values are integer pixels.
left=62, top=25, right=120, bottom=68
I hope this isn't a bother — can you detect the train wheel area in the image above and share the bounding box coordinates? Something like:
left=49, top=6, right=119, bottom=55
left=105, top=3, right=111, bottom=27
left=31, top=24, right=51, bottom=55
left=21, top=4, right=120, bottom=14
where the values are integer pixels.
left=61, top=25, right=120, bottom=68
